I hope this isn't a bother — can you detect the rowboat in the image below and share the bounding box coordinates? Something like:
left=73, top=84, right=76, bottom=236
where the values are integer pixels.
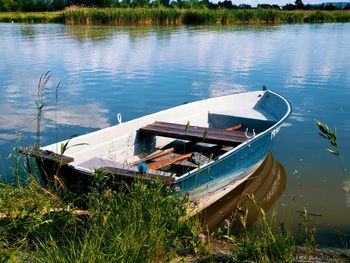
left=25, top=89, right=291, bottom=197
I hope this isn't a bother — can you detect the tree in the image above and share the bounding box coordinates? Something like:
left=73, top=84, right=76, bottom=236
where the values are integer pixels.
left=295, top=0, right=304, bottom=9
left=160, top=0, right=170, bottom=7
left=283, top=4, right=296, bottom=10
left=133, top=0, right=149, bottom=7
left=52, top=0, right=66, bottom=10
left=238, top=4, right=251, bottom=9
left=324, top=3, right=336, bottom=10
left=257, top=4, right=280, bottom=9
left=220, top=0, right=234, bottom=9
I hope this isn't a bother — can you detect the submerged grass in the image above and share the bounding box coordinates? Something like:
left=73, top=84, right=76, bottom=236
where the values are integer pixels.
left=1, top=8, right=350, bottom=24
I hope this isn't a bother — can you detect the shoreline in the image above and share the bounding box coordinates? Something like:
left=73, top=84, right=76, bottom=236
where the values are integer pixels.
left=1, top=8, right=350, bottom=25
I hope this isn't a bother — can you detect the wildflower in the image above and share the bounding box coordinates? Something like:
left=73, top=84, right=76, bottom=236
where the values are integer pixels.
left=104, top=191, right=111, bottom=201
left=185, top=191, right=192, bottom=197
left=224, top=218, right=230, bottom=228
left=198, top=233, right=206, bottom=241
left=193, top=199, right=199, bottom=207
left=175, top=186, right=181, bottom=193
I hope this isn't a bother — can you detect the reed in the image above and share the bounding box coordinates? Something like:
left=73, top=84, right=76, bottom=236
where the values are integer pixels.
left=0, top=11, right=63, bottom=23
left=1, top=8, right=350, bottom=24
left=316, top=121, right=350, bottom=193
left=311, top=10, right=350, bottom=23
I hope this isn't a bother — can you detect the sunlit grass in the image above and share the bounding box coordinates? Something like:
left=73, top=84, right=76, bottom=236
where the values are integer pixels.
left=0, top=173, right=202, bottom=262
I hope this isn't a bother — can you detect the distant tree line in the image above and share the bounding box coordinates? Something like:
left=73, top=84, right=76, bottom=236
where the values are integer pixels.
left=283, top=0, right=350, bottom=10
left=1, top=0, right=349, bottom=11
left=0, top=0, right=116, bottom=11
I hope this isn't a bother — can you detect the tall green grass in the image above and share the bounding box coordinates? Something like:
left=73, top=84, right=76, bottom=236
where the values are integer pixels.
left=32, top=180, right=201, bottom=262
left=0, top=174, right=201, bottom=262
left=1, top=8, right=350, bottom=24
left=223, top=195, right=297, bottom=262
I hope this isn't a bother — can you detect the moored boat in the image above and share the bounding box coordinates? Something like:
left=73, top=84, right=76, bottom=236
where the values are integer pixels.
left=24, top=89, right=291, bottom=197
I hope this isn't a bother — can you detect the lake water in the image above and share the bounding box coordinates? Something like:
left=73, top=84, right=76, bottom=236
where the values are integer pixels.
left=1, top=23, right=350, bottom=246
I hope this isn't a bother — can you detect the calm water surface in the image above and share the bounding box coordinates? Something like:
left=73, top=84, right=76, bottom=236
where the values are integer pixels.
left=1, top=23, right=350, bottom=245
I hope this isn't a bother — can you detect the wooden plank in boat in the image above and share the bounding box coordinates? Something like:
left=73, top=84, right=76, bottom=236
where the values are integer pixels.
left=152, top=121, right=249, bottom=139
left=19, top=147, right=74, bottom=165
left=139, top=122, right=251, bottom=146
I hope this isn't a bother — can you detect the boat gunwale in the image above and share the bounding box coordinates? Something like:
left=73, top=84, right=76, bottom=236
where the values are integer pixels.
left=173, top=89, right=292, bottom=183
left=41, top=90, right=265, bottom=154
left=49, top=89, right=291, bottom=183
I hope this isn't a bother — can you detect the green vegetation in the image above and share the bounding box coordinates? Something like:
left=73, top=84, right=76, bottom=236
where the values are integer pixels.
left=1, top=146, right=349, bottom=262
left=1, top=0, right=350, bottom=11
left=1, top=8, right=350, bottom=24
left=0, top=11, right=64, bottom=23
left=0, top=173, right=203, bottom=262
left=2, top=170, right=348, bottom=261
left=227, top=195, right=297, bottom=262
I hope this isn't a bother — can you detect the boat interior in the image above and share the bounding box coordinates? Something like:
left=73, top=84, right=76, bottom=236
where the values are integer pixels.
left=39, top=91, right=289, bottom=181
left=76, top=113, right=277, bottom=179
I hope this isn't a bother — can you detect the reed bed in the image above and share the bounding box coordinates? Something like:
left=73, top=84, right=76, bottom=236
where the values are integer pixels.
left=1, top=8, right=350, bottom=24
left=0, top=11, right=63, bottom=23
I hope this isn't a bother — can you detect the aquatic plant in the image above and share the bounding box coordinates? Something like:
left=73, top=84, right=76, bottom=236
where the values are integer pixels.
left=1, top=8, right=350, bottom=25
left=316, top=121, right=349, bottom=192
left=35, top=72, right=51, bottom=150
left=0, top=11, right=64, bottom=23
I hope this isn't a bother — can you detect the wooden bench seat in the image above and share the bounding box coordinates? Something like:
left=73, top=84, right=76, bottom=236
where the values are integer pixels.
left=139, top=121, right=252, bottom=147
left=77, top=157, right=175, bottom=184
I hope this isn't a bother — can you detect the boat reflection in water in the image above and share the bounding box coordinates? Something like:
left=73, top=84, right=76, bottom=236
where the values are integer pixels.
left=197, top=152, right=286, bottom=232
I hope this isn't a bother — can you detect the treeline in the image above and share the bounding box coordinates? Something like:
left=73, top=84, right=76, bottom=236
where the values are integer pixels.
left=211, top=0, right=350, bottom=10
left=1, top=0, right=350, bottom=12
left=1, top=0, right=118, bottom=11
left=282, top=0, right=350, bottom=10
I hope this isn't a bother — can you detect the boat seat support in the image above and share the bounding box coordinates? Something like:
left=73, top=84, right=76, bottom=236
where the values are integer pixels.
left=139, top=121, right=252, bottom=147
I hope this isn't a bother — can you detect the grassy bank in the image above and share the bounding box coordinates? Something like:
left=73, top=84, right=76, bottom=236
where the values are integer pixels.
left=0, top=176, right=203, bottom=262
left=1, top=173, right=349, bottom=262
left=1, top=8, right=350, bottom=24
